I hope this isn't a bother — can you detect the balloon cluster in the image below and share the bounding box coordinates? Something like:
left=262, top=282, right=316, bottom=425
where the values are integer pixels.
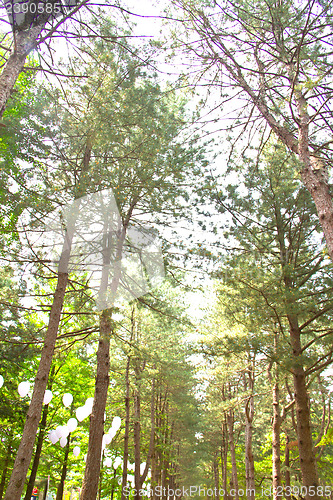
left=47, top=393, right=122, bottom=459
left=0, top=378, right=124, bottom=461
left=102, top=416, right=122, bottom=449
left=0, top=377, right=55, bottom=406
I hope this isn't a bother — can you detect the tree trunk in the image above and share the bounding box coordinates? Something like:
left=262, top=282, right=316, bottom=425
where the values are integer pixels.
left=244, top=397, right=255, bottom=500
left=226, top=410, right=239, bottom=500
left=213, top=453, right=220, bottom=500
left=293, top=85, right=333, bottom=262
left=110, top=468, right=117, bottom=500
left=244, top=368, right=255, bottom=500
left=24, top=403, right=49, bottom=500
left=221, top=425, right=228, bottom=500
left=272, top=382, right=282, bottom=500
left=288, top=315, right=319, bottom=500
left=56, top=434, right=71, bottom=500
left=284, top=436, right=291, bottom=500
left=140, top=376, right=155, bottom=485
left=134, top=363, right=141, bottom=500
left=4, top=271, right=69, bottom=500
left=275, top=205, right=320, bottom=500
left=121, top=355, right=131, bottom=500
left=0, top=26, right=43, bottom=119
left=0, top=435, right=13, bottom=500
left=80, top=309, right=112, bottom=500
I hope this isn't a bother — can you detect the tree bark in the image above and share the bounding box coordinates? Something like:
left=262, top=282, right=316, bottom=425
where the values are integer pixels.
left=226, top=410, right=239, bottom=500
left=284, top=436, right=291, bottom=500
left=80, top=309, right=112, bottom=500
left=140, top=375, right=155, bottom=485
left=121, top=355, right=131, bottom=500
left=272, top=382, right=282, bottom=500
left=274, top=202, right=320, bottom=500
left=221, top=423, right=228, bottom=500
left=244, top=382, right=255, bottom=500
left=288, top=315, right=319, bottom=500
left=55, top=433, right=71, bottom=500
left=292, top=74, right=333, bottom=263
left=213, top=453, right=220, bottom=500
left=0, top=26, right=42, bottom=119
left=134, top=361, right=141, bottom=500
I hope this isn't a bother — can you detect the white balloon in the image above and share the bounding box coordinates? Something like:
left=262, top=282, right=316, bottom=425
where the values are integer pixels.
left=48, top=430, right=58, bottom=444
left=112, top=416, right=121, bottom=431
left=140, top=462, right=146, bottom=474
left=76, top=406, right=86, bottom=422
left=62, top=393, right=73, bottom=408
left=55, top=426, right=64, bottom=439
left=104, top=457, right=112, bottom=468
left=85, top=397, right=94, bottom=408
left=67, top=417, right=78, bottom=433
left=103, top=434, right=112, bottom=445
left=18, top=381, right=30, bottom=398
left=60, top=437, right=67, bottom=448
left=113, top=457, right=122, bottom=469
left=0, top=375, right=4, bottom=388
left=108, top=428, right=116, bottom=439
left=85, top=404, right=93, bottom=416
left=43, top=390, right=53, bottom=405
left=73, top=446, right=80, bottom=457
left=61, top=425, right=69, bottom=438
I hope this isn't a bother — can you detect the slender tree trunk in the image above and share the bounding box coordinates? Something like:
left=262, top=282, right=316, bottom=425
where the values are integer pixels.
left=244, top=395, right=255, bottom=500
left=24, top=403, right=49, bottom=500
left=151, top=396, right=158, bottom=500
left=0, top=435, right=13, bottom=500
left=288, top=315, right=319, bottom=500
left=0, top=26, right=42, bottom=119
left=134, top=363, right=141, bottom=500
left=275, top=209, right=320, bottom=500
left=214, top=453, right=220, bottom=500
left=80, top=309, right=112, bottom=500
left=110, top=468, right=117, bottom=500
left=244, top=367, right=255, bottom=500
left=272, top=382, right=282, bottom=499
left=140, top=375, right=155, bottom=485
left=221, top=420, right=228, bottom=500
left=56, top=434, right=71, bottom=500
left=226, top=410, right=239, bottom=500
left=284, top=436, right=291, bottom=500
left=221, top=447, right=228, bottom=500
left=293, top=84, right=333, bottom=262
left=121, top=355, right=131, bottom=500
left=121, top=306, right=136, bottom=500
